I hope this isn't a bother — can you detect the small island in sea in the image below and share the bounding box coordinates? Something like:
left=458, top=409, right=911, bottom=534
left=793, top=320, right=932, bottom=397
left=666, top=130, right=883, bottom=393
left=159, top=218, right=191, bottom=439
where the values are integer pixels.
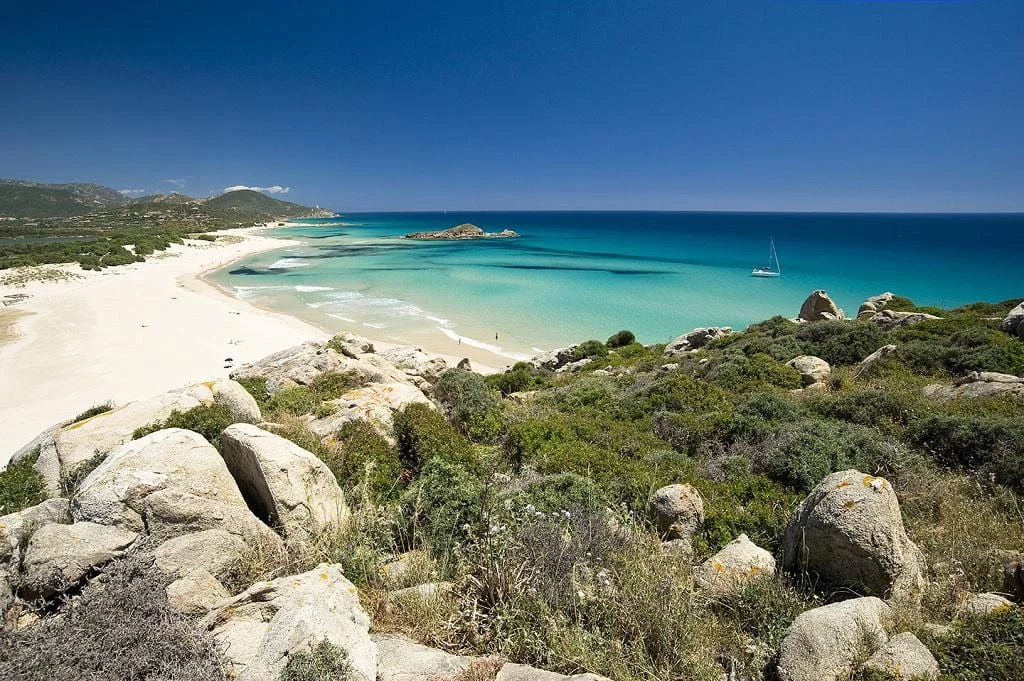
left=402, top=223, right=519, bottom=240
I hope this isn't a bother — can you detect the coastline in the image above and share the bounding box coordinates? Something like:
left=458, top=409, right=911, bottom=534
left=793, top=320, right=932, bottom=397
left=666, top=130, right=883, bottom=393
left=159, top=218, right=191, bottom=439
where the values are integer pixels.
left=0, top=223, right=508, bottom=466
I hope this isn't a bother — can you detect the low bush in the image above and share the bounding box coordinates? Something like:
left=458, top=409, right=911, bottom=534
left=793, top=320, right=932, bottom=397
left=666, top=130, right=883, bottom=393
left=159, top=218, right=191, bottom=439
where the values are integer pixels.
left=0, top=448, right=46, bottom=515
left=0, top=555, right=226, bottom=680
left=263, top=372, right=360, bottom=417
left=434, top=369, right=503, bottom=441
left=572, top=340, right=608, bottom=361
left=909, top=412, right=1024, bottom=490
left=606, top=329, right=636, bottom=348
left=484, top=361, right=548, bottom=396
left=922, top=609, right=1024, bottom=681
left=70, top=401, right=114, bottom=424
left=279, top=640, right=353, bottom=681
left=393, top=403, right=476, bottom=474
left=333, top=420, right=403, bottom=503
left=399, top=458, right=486, bottom=556
left=795, top=320, right=886, bottom=367
left=132, top=403, right=235, bottom=443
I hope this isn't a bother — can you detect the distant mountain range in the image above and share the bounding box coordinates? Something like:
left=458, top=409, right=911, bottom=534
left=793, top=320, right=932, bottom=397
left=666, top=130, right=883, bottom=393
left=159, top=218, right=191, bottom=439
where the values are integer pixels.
left=0, top=180, right=336, bottom=219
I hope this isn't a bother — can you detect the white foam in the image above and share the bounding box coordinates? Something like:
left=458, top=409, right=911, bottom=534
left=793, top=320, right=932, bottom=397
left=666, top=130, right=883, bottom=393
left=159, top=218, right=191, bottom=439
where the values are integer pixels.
left=233, top=285, right=294, bottom=299
left=426, top=315, right=451, bottom=326
left=268, top=258, right=310, bottom=270
left=362, top=322, right=387, bottom=329
left=294, top=285, right=333, bottom=293
left=437, top=327, right=532, bottom=361
left=327, top=313, right=356, bottom=322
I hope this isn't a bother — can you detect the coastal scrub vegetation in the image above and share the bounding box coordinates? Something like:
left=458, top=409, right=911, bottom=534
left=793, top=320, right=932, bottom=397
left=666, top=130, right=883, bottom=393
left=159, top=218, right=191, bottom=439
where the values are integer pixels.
left=0, top=448, right=46, bottom=515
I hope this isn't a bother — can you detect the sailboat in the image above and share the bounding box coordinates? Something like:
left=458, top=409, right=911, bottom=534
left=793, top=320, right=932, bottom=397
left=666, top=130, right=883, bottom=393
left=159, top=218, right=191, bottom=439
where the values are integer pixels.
left=751, top=237, right=781, bottom=278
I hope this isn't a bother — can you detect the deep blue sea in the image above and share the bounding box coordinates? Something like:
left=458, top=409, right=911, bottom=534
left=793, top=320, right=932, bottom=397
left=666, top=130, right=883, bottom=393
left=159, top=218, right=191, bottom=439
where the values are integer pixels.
left=210, top=212, right=1022, bottom=362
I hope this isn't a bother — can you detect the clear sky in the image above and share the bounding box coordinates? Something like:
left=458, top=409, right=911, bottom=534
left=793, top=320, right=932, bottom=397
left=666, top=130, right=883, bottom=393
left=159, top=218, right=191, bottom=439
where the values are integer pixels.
left=1, top=1, right=1021, bottom=212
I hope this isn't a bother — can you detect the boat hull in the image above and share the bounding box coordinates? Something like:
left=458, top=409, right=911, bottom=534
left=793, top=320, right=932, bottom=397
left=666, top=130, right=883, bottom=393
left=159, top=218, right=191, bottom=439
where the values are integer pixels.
left=751, top=270, right=780, bottom=278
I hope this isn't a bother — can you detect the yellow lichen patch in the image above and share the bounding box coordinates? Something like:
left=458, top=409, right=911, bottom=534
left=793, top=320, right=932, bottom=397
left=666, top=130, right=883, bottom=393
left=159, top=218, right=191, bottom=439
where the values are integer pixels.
left=320, top=571, right=329, bottom=580
left=66, top=407, right=120, bottom=430
left=201, top=380, right=216, bottom=390
left=835, top=480, right=852, bottom=489
left=712, top=561, right=724, bottom=573
left=748, top=566, right=762, bottom=575
left=843, top=500, right=855, bottom=510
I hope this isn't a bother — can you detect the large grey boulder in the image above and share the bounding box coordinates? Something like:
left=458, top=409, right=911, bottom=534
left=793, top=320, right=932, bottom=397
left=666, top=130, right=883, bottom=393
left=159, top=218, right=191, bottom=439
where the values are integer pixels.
left=377, top=345, right=449, bottom=384
left=787, top=355, right=831, bottom=388
left=869, top=310, right=940, bottom=331
left=783, top=470, right=925, bottom=604
left=72, top=428, right=282, bottom=547
left=665, top=327, right=731, bottom=356
left=533, top=346, right=579, bottom=371
left=202, top=563, right=376, bottom=681
left=0, top=498, right=71, bottom=569
left=496, top=663, right=611, bottom=681
left=373, top=634, right=478, bottom=681
left=924, top=371, right=1024, bottom=400
left=961, top=592, right=1015, bottom=616
left=212, top=378, right=262, bottom=424
left=860, top=632, right=939, bottom=680
left=34, top=384, right=215, bottom=495
left=798, top=290, right=845, bottom=322
left=219, top=424, right=348, bottom=542
left=649, top=484, right=704, bottom=541
left=153, top=528, right=247, bottom=582
left=1000, top=550, right=1023, bottom=601
left=694, top=534, right=776, bottom=596
left=305, top=382, right=433, bottom=441
left=857, top=292, right=895, bottom=319
left=330, top=331, right=375, bottom=358
left=166, top=567, right=231, bottom=616
left=1000, top=301, right=1024, bottom=339
left=20, top=521, right=137, bottom=598
left=853, top=344, right=898, bottom=379
left=776, top=596, right=891, bottom=681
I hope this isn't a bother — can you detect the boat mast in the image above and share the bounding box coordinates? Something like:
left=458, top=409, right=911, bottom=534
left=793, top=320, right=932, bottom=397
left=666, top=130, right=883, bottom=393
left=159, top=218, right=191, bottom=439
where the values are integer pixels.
left=770, top=237, right=781, bottom=273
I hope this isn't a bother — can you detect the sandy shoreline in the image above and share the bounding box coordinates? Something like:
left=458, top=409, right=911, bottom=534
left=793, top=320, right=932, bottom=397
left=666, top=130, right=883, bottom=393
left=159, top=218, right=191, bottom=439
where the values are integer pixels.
left=0, top=224, right=506, bottom=466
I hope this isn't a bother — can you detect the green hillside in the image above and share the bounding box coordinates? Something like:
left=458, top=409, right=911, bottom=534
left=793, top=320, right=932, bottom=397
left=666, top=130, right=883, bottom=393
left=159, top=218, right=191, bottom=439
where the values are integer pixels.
left=0, top=180, right=128, bottom=218
left=204, top=189, right=313, bottom=217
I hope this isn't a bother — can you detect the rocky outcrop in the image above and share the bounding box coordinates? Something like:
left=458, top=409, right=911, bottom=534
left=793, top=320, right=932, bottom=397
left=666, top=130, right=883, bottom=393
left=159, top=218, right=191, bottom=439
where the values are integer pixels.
left=166, top=567, right=231, bottom=616
left=212, top=378, right=262, bottom=424
left=853, top=344, right=898, bottom=379
left=331, top=331, right=375, bottom=358
left=219, top=424, right=348, bottom=543
left=857, top=292, right=895, bottom=319
left=961, top=592, right=1015, bottom=616
left=1000, top=550, right=1023, bottom=601
left=798, top=290, right=845, bottom=322
left=202, top=563, right=376, bottom=681
left=533, top=346, right=579, bottom=371
left=20, top=521, right=137, bottom=598
left=665, top=327, right=731, bottom=355
left=860, top=632, right=940, bottom=680
left=403, top=224, right=519, bottom=240
left=0, top=498, right=71, bottom=570
left=783, top=470, right=925, bottom=604
left=1001, top=301, right=1024, bottom=339
left=73, top=428, right=282, bottom=548
left=923, top=371, right=1024, bottom=400
left=377, top=346, right=449, bottom=384
left=869, top=310, right=940, bottom=331
left=649, top=484, right=704, bottom=542
left=153, top=528, right=247, bottom=582
left=776, top=597, right=891, bottom=681
left=373, top=634, right=479, bottom=681
left=306, top=382, right=433, bottom=440
left=787, top=355, right=831, bottom=388
left=694, top=534, right=776, bottom=596
left=34, top=383, right=216, bottom=495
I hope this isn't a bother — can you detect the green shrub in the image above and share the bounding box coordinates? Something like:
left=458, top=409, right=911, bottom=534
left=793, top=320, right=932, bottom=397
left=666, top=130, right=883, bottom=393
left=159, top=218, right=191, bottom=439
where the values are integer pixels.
left=606, top=330, right=636, bottom=348
left=236, top=376, right=271, bottom=411
left=399, top=458, right=486, bottom=555
left=795, top=320, right=886, bottom=367
left=572, top=340, right=608, bottom=361
left=923, top=609, right=1024, bottom=681
left=910, top=412, right=1024, bottom=490
left=392, top=403, right=475, bottom=474
left=516, top=473, right=608, bottom=514
left=70, top=401, right=114, bottom=424
left=885, top=295, right=946, bottom=316
left=485, top=361, right=548, bottom=396
left=703, top=352, right=802, bottom=392
left=334, top=420, right=403, bottom=502
left=728, top=391, right=802, bottom=441
left=308, top=371, right=359, bottom=400
left=279, top=640, right=352, bottom=681
left=262, top=372, right=360, bottom=417
left=434, top=369, right=503, bottom=441
left=0, top=449, right=46, bottom=515
left=807, top=389, right=914, bottom=430
left=132, top=403, right=235, bottom=443
left=267, top=385, right=320, bottom=416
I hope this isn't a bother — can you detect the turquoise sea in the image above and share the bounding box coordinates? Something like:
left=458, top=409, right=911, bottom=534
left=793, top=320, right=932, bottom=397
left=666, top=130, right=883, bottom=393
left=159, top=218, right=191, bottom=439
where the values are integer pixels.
left=210, top=212, right=1022, bottom=362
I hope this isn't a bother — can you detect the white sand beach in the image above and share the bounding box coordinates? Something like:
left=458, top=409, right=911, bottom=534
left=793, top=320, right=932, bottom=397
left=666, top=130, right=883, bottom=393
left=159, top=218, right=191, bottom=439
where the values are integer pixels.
left=0, top=225, right=506, bottom=466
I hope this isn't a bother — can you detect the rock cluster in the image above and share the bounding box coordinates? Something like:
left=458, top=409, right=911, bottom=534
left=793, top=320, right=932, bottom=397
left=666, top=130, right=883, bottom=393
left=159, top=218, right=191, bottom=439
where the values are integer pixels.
left=923, top=371, right=1024, bottom=400
left=868, top=309, right=940, bottom=331
left=665, top=327, right=732, bottom=355
left=798, top=290, right=844, bottom=322
left=857, top=292, right=895, bottom=319
left=403, top=223, right=519, bottom=240
left=787, top=355, right=831, bottom=389
left=1001, top=301, right=1024, bottom=338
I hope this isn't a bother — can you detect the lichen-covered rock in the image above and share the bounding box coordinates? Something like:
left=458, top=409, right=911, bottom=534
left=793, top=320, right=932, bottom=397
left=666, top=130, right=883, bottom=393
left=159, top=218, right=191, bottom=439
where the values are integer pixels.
left=306, top=382, right=433, bottom=441
left=202, top=563, right=375, bottom=681
left=649, top=484, right=704, bottom=541
left=869, top=310, right=940, bottom=331
left=694, top=534, right=776, bottom=596
left=860, top=632, right=939, bottom=680
left=72, top=428, right=281, bottom=548
left=20, top=521, right=137, bottom=598
left=961, top=592, right=1015, bottom=616
left=776, top=597, right=891, bottom=681
left=924, top=372, right=1024, bottom=400
left=0, top=498, right=71, bottom=569
left=373, top=634, right=478, bottom=681
left=212, top=378, right=262, bottom=424
left=34, top=384, right=215, bottom=495
left=853, top=344, right=898, bottom=379
left=783, top=470, right=925, bottom=604
left=153, top=528, right=247, bottom=582
left=533, top=346, right=579, bottom=371
left=219, top=424, right=348, bottom=542
left=857, top=292, right=895, bottom=319
left=665, top=327, right=732, bottom=355
left=798, top=290, right=845, bottom=322
left=330, top=331, right=375, bottom=358
left=376, top=345, right=449, bottom=383
left=787, top=355, right=831, bottom=388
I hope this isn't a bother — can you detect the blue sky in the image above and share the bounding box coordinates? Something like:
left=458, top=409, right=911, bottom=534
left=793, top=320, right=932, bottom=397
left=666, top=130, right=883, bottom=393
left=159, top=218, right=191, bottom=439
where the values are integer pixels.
left=1, top=1, right=1021, bottom=212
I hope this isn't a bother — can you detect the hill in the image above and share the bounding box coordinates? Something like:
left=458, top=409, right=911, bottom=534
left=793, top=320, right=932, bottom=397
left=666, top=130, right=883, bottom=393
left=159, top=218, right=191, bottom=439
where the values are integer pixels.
left=130, top=192, right=195, bottom=205
left=204, top=189, right=325, bottom=217
left=0, top=179, right=129, bottom=218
